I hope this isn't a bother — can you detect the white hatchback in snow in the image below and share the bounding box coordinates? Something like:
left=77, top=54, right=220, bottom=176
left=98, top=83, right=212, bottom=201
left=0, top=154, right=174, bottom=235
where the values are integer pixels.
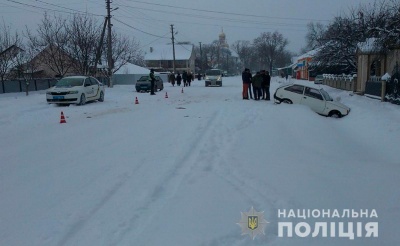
left=274, top=83, right=350, bottom=118
left=46, top=76, right=105, bottom=105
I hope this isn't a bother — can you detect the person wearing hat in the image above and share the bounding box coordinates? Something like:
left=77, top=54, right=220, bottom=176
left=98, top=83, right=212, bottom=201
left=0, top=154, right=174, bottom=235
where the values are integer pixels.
left=242, top=68, right=252, bottom=100
left=149, top=68, right=156, bottom=95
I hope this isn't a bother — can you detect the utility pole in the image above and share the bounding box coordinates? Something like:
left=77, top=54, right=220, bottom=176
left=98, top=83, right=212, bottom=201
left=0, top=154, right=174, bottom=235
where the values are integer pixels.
left=199, top=42, right=202, bottom=73
left=106, top=0, right=113, bottom=87
left=171, top=24, right=176, bottom=73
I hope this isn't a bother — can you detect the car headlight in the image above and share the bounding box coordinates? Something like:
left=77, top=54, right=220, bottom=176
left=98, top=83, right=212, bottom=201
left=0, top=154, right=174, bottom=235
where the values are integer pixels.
left=217, top=76, right=222, bottom=81
left=68, top=91, right=79, bottom=94
left=205, top=76, right=209, bottom=80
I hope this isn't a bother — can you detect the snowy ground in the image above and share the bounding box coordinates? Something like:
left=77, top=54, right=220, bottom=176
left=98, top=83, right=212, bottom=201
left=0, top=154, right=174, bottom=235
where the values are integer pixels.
left=0, top=76, right=399, bottom=246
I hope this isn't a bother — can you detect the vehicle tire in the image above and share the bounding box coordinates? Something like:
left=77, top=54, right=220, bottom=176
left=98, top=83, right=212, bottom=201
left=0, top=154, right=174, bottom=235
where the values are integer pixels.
left=98, top=91, right=104, bottom=102
left=78, top=93, right=86, bottom=105
left=328, top=110, right=342, bottom=118
left=282, top=99, right=292, bottom=104
left=160, top=84, right=164, bottom=91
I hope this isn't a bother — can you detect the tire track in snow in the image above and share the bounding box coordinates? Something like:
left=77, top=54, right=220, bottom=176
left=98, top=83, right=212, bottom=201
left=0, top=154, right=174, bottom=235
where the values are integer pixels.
left=112, top=109, right=223, bottom=244
left=187, top=103, right=289, bottom=244
left=54, top=154, right=151, bottom=246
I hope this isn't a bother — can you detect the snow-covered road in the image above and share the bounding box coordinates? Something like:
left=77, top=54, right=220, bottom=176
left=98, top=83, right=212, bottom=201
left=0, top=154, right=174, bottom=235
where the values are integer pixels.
left=1, top=76, right=399, bottom=245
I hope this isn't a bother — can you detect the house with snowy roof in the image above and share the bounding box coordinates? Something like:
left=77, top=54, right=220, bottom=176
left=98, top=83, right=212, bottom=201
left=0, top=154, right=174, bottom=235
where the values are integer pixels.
left=356, top=38, right=400, bottom=94
left=144, top=44, right=195, bottom=74
left=293, top=49, right=319, bottom=81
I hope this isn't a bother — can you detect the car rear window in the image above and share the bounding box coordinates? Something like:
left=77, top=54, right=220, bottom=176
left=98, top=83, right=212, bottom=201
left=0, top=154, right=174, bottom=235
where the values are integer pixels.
left=284, top=85, right=304, bottom=94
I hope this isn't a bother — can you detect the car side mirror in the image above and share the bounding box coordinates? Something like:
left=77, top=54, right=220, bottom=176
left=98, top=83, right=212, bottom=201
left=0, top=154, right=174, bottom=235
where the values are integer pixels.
left=85, top=83, right=91, bottom=87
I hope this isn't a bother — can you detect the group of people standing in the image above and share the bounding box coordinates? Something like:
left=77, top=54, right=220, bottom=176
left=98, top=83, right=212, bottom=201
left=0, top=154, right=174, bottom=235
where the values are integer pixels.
left=168, top=71, right=194, bottom=87
left=242, top=68, right=271, bottom=100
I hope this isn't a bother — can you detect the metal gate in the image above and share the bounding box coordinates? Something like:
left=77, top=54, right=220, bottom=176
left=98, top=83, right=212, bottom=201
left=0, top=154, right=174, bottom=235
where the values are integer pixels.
left=385, top=62, right=400, bottom=105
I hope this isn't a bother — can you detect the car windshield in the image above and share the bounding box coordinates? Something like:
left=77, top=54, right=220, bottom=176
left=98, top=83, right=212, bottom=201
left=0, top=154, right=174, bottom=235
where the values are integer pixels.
left=206, top=70, right=222, bottom=76
left=138, top=76, right=150, bottom=81
left=55, top=78, right=84, bottom=87
left=320, top=89, right=333, bottom=101
left=316, top=75, right=323, bottom=79
left=138, top=76, right=161, bottom=81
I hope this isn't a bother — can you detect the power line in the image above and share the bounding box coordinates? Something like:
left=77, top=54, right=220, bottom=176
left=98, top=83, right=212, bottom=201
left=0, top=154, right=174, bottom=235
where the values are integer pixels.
left=113, top=17, right=170, bottom=38
left=124, top=0, right=331, bottom=22
left=31, top=0, right=102, bottom=16
left=138, top=34, right=170, bottom=49
left=6, top=0, right=103, bottom=16
left=115, top=4, right=309, bottom=28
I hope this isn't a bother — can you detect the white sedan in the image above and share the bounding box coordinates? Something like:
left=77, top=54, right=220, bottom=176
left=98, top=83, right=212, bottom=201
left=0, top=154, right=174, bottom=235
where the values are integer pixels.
left=274, top=82, right=350, bottom=118
left=46, top=76, right=105, bottom=105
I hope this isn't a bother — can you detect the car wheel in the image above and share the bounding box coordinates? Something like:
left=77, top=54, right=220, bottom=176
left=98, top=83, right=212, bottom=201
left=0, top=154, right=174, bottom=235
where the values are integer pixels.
left=282, top=99, right=292, bottom=104
left=79, top=94, right=86, bottom=105
left=98, top=91, right=104, bottom=102
left=329, top=110, right=342, bottom=118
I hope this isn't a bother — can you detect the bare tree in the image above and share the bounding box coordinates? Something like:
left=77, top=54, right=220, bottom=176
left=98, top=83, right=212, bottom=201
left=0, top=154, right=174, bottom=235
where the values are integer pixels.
left=309, top=0, right=400, bottom=74
left=314, top=15, right=362, bottom=73
left=202, top=41, right=220, bottom=69
left=26, top=13, right=74, bottom=77
left=0, top=21, right=22, bottom=81
left=303, top=22, right=326, bottom=52
left=253, top=31, right=288, bottom=72
left=108, top=31, right=143, bottom=74
left=65, top=14, right=101, bottom=75
left=231, top=40, right=253, bottom=69
left=275, top=50, right=294, bottom=68
left=365, top=0, right=400, bottom=50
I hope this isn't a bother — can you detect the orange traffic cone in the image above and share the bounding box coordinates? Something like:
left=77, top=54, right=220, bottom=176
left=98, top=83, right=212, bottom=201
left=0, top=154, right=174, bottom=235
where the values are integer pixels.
left=60, top=111, right=66, bottom=124
left=135, top=97, right=139, bottom=104
left=181, top=88, right=184, bottom=93
left=165, top=92, right=168, bottom=98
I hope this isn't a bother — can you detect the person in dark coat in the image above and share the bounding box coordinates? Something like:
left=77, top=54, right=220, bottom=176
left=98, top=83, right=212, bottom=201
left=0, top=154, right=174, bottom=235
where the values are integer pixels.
left=242, top=68, right=252, bottom=100
left=149, top=69, right=156, bottom=95
left=169, top=73, right=175, bottom=86
left=176, top=73, right=182, bottom=86
left=252, top=71, right=263, bottom=100
left=182, top=71, right=188, bottom=87
left=261, top=70, right=271, bottom=100
left=248, top=71, right=253, bottom=99
left=187, top=72, right=193, bottom=86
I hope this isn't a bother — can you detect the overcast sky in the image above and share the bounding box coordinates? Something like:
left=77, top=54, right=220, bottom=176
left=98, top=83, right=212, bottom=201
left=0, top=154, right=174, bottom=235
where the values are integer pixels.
left=1, top=0, right=378, bottom=55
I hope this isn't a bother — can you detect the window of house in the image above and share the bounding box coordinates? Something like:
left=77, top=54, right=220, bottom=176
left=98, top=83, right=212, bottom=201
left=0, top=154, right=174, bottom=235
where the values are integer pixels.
left=370, top=60, right=382, bottom=77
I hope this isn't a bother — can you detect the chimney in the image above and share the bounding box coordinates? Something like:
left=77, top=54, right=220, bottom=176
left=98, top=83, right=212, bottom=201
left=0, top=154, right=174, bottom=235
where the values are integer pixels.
left=150, top=47, right=153, bottom=53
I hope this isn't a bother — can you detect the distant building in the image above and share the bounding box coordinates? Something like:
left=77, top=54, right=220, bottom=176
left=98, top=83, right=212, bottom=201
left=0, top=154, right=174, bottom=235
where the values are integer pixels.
left=219, top=28, right=229, bottom=49
left=144, top=44, right=195, bottom=74
left=293, top=49, right=318, bottom=80
left=216, top=28, right=239, bottom=74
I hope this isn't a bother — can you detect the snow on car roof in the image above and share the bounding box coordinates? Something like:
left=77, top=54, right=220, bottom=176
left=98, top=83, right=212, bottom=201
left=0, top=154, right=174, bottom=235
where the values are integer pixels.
left=287, top=80, right=323, bottom=89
